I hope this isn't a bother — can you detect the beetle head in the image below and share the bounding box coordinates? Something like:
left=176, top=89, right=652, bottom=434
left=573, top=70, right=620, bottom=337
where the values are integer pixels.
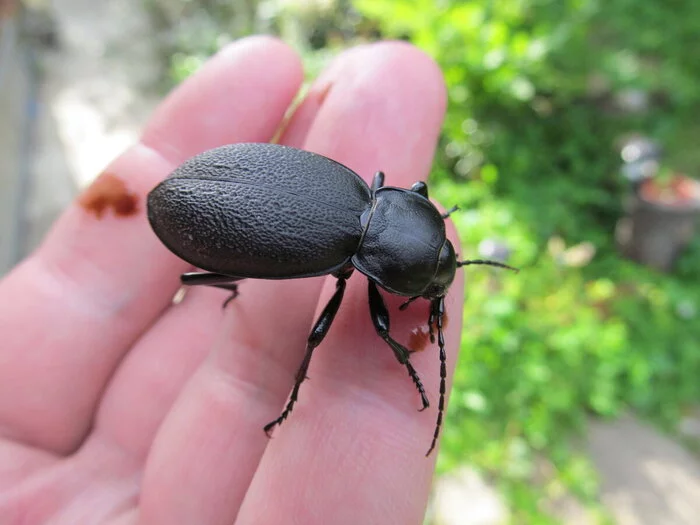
left=423, top=240, right=457, bottom=298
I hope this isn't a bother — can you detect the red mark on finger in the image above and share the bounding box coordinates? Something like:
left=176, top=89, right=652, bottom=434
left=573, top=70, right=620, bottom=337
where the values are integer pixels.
left=79, top=173, right=139, bottom=219
left=0, top=0, right=18, bottom=18
left=408, top=325, right=431, bottom=353
left=408, top=310, right=450, bottom=353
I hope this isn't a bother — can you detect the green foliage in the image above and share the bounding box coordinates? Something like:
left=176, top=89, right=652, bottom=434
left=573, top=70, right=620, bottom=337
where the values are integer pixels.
left=144, top=0, right=263, bottom=86
left=147, top=0, right=361, bottom=87
left=356, top=0, right=700, bottom=521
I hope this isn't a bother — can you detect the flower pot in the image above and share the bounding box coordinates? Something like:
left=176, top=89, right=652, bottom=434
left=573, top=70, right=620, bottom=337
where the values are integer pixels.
left=616, top=174, right=700, bottom=271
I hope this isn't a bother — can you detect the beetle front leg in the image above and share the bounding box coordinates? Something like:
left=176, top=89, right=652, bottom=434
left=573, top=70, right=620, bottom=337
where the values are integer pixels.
left=368, top=281, right=429, bottom=411
left=263, top=275, right=348, bottom=436
left=398, top=295, right=421, bottom=311
left=425, top=297, right=447, bottom=456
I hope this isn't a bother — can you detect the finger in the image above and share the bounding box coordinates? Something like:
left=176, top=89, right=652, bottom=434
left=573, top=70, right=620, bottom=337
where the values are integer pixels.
left=0, top=36, right=303, bottom=453
left=137, top=41, right=446, bottom=525
left=235, top=42, right=451, bottom=525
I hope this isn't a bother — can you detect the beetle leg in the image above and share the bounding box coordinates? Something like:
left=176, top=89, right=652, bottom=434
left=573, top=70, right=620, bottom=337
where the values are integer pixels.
left=180, top=271, right=245, bottom=308
left=398, top=295, right=421, bottom=311
left=425, top=297, right=447, bottom=456
left=368, top=282, right=430, bottom=411
left=263, top=276, right=348, bottom=437
left=181, top=271, right=245, bottom=288
left=371, top=171, right=385, bottom=192
left=410, top=181, right=429, bottom=198
left=441, top=205, right=459, bottom=219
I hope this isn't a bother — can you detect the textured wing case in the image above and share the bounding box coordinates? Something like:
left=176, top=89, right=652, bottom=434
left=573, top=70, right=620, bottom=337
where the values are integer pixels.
left=148, top=143, right=372, bottom=278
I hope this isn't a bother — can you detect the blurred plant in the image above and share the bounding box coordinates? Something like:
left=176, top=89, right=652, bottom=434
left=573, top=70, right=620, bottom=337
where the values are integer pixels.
left=144, top=0, right=362, bottom=86
left=356, top=0, right=700, bottom=521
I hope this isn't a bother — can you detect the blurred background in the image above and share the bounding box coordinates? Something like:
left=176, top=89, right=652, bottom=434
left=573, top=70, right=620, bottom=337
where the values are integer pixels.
left=2, top=0, right=700, bottom=523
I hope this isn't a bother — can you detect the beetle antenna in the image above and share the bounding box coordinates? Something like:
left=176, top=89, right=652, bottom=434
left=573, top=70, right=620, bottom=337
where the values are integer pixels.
left=457, top=259, right=519, bottom=273
left=441, top=205, right=459, bottom=219
left=426, top=297, right=447, bottom=456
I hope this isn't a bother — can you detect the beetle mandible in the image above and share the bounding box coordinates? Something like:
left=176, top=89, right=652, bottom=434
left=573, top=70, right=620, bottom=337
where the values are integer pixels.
left=147, top=142, right=515, bottom=456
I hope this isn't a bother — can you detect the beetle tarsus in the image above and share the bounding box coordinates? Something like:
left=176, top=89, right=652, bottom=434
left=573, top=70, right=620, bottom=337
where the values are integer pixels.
left=222, top=289, right=239, bottom=309
left=407, top=360, right=430, bottom=410
left=264, top=276, right=348, bottom=436
left=368, top=282, right=429, bottom=410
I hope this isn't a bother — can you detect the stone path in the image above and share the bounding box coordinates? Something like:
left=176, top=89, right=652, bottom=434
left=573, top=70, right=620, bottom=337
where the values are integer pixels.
left=588, top=415, right=700, bottom=525
left=0, top=5, right=32, bottom=273
left=431, top=416, right=700, bottom=525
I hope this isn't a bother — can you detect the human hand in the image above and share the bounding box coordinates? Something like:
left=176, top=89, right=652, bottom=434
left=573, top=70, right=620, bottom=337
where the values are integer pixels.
left=0, top=36, right=463, bottom=524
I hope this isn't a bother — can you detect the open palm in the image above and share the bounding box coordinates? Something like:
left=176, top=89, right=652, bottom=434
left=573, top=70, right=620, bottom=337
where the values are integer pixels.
left=0, top=37, right=463, bottom=525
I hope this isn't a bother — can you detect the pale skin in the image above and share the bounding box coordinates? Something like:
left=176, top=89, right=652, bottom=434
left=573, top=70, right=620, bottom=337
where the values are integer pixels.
left=0, top=37, right=464, bottom=524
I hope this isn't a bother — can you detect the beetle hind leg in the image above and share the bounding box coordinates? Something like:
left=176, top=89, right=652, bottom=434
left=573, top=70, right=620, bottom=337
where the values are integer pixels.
left=263, top=275, right=348, bottom=436
left=368, top=282, right=429, bottom=411
left=180, top=271, right=245, bottom=308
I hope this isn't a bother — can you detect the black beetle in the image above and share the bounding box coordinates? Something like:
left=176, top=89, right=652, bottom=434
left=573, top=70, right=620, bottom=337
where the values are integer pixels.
left=147, top=142, right=515, bottom=455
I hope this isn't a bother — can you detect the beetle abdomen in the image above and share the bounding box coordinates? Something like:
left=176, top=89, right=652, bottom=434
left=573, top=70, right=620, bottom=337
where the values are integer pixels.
left=147, top=143, right=372, bottom=278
